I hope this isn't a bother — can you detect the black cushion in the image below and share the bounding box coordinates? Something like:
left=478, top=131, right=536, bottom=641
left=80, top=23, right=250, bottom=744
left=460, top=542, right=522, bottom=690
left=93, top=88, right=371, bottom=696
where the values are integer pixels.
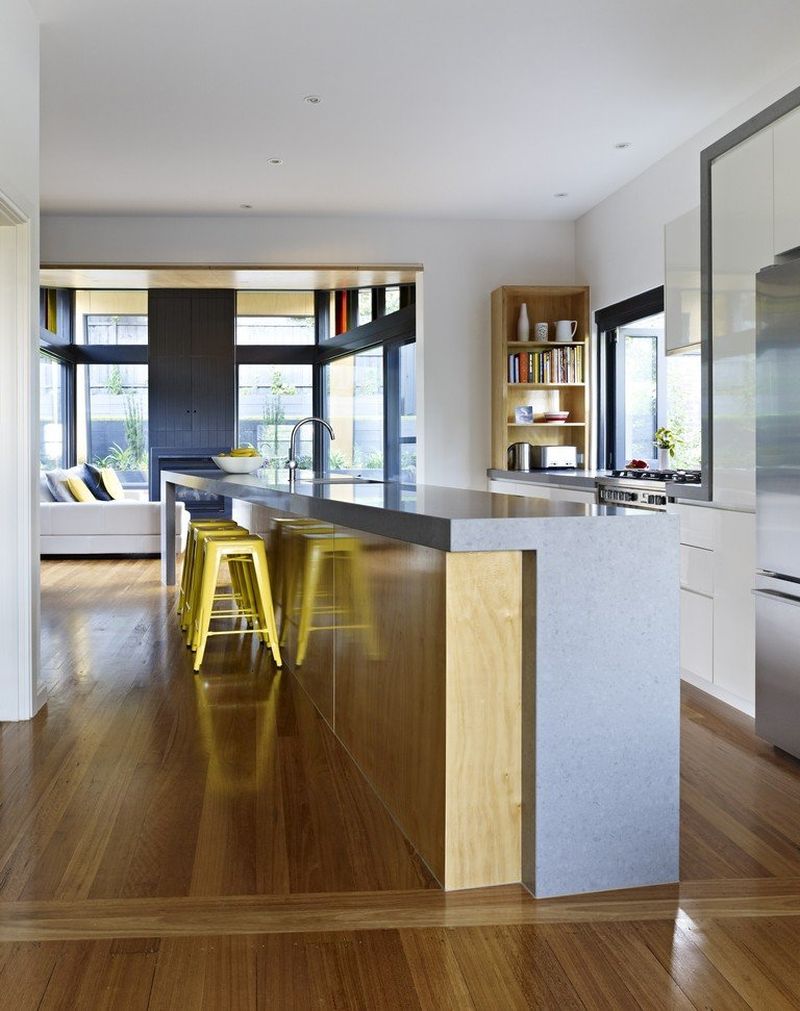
left=77, top=463, right=112, bottom=501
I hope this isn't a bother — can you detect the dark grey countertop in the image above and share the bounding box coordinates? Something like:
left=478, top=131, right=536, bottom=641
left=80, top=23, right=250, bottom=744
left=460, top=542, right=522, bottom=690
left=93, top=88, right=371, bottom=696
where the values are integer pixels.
left=487, top=467, right=711, bottom=502
left=487, top=467, right=605, bottom=490
left=162, top=469, right=673, bottom=553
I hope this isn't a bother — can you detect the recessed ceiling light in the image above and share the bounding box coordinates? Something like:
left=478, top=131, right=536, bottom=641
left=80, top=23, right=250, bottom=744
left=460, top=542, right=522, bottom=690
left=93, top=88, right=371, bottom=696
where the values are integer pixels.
left=267, top=157, right=284, bottom=166
left=614, top=141, right=632, bottom=149
left=304, top=94, right=322, bottom=104
left=240, top=203, right=253, bottom=209
left=553, top=192, right=568, bottom=198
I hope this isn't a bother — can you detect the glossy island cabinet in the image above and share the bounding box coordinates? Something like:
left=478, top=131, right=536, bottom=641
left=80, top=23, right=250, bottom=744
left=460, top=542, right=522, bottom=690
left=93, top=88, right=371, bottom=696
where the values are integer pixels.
left=161, top=471, right=680, bottom=898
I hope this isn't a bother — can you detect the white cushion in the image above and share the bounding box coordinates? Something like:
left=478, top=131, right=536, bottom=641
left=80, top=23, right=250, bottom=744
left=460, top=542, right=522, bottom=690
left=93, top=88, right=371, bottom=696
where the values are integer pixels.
left=40, top=500, right=188, bottom=553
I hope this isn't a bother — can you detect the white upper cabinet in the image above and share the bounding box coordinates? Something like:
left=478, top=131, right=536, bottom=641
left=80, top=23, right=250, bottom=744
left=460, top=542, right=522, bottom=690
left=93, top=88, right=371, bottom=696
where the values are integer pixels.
left=665, top=207, right=701, bottom=354
left=711, top=129, right=773, bottom=512
left=774, top=107, right=800, bottom=256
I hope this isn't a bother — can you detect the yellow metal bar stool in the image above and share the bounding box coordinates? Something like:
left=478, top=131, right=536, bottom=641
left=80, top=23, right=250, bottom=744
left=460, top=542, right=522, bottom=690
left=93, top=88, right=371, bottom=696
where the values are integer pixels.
left=192, top=534, right=282, bottom=672
left=294, top=530, right=377, bottom=666
left=182, top=526, right=253, bottom=643
left=178, top=519, right=241, bottom=619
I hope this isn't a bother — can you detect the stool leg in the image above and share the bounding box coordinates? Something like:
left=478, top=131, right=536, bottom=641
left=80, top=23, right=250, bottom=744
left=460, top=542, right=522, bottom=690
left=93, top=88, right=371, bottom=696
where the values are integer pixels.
left=193, top=547, right=223, bottom=672
left=233, top=557, right=260, bottom=635
left=177, top=530, right=195, bottom=617
left=296, top=543, right=322, bottom=667
left=251, top=543, right=282, bottom=666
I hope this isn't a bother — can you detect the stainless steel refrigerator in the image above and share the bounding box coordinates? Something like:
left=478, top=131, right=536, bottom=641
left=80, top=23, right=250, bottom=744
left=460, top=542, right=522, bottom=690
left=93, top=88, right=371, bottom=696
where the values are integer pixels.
left=755, top=258, right=800, bottom=759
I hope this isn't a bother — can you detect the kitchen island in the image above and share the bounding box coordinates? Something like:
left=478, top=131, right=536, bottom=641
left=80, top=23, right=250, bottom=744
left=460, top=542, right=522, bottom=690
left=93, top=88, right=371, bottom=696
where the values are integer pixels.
left=161, top=471, right=680, bottom=898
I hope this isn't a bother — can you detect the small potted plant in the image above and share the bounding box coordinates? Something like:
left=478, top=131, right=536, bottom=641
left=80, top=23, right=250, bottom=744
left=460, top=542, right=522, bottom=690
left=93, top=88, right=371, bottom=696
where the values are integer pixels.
left=654, top=427, right=681, bottom=469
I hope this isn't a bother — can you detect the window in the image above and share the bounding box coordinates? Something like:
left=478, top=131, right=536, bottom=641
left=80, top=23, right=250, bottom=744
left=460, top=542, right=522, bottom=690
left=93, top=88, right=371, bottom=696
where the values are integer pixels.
left=238, top=364, right=314, bottom=480
left=79, top=363, right=149, bottom=484
left=399, top=342, right=417, bottom=482
left=39, top=352, right=66, bottom=469
left=665, top=351, right=702, bottom=470
left=357, top=288, right=373, bottom=327
left=324, top=348, right=385, bottom=476
left=75, top=290, right=148, bottom=344
left=85, top=314, right=148, bottom=345
left=384, top=286, right=400, bottom=314
left=236, top=291, right=315, bottom=345
left=617, top=314, right=662, bottom=466
left=598, top=290, right=701, bottom=470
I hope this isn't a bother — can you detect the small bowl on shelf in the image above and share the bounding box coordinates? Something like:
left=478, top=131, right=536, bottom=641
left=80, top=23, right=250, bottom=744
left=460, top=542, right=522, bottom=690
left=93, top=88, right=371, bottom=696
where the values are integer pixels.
left=212, top=453, right=266, bottom=474
left=543, top=411, right=570, bottom=424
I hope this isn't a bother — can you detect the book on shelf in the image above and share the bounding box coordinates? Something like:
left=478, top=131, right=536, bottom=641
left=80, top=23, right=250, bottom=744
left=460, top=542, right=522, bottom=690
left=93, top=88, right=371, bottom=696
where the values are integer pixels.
left=507, top=345, right=583, bottom=384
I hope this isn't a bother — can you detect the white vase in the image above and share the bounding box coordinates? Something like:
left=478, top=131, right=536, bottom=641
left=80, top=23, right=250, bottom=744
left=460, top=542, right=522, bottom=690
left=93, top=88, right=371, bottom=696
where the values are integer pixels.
left=517, top=304, right=530, bottom=342
left=657, top=448, right=671, bottom=469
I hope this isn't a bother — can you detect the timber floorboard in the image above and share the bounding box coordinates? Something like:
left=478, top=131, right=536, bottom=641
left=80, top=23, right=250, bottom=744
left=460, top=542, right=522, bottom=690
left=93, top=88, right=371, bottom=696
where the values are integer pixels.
left=1, top=560, right=800, bottom=1007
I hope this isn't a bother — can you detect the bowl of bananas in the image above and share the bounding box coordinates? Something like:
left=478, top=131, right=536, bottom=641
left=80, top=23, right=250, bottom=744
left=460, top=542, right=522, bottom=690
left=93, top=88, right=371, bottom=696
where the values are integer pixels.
left=211, top=446, right=266, bottom=474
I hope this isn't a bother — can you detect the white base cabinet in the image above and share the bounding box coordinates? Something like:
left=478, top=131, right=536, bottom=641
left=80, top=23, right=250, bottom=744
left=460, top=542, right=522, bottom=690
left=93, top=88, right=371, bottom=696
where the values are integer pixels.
left=680, top=590, right=713, bottom=683
left=712, top=510, right=756, bottom=704
left=668, top=503, right=755, bottom=712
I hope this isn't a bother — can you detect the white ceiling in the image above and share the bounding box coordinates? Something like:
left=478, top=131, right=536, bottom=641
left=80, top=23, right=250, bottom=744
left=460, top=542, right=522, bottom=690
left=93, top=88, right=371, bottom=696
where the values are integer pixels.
left=34, top=0, right=800, bottom=220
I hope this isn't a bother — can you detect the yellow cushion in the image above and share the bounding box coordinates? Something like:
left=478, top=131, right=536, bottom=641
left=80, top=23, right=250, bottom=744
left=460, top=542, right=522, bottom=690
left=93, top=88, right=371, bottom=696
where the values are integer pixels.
left=66, top=476, right=97, bottom=503
left=100, top=467, right=126, bottom=501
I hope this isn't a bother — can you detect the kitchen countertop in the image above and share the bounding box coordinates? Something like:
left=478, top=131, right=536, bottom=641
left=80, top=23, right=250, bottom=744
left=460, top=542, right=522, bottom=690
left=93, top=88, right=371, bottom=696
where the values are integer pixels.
left=488, top=467, right=711, bottom=502
left=487, top=467, right=606, bottom=490
left=161, top=469, right=668, bottom=553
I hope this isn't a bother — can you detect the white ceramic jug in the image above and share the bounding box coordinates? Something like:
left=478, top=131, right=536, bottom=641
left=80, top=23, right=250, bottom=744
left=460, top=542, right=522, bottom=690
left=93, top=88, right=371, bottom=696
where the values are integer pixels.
left=554, top=319, right=578, bottom=342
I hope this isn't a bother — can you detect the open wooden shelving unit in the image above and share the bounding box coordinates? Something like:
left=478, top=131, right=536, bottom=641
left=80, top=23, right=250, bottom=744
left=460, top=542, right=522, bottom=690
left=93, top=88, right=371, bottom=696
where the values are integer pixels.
left=491, top=285, right=591, bottom=469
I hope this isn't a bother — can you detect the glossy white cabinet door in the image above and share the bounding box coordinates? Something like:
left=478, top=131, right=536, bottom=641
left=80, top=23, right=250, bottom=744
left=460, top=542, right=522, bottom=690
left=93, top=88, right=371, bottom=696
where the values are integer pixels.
left=680, top=544, right=713, bottom=596
left=712, top=509, right=756, bottom=705
left=680, top=589, right=714, bottom=683
left=666, top=502, right=714, bottom=549
left=545, top=486, right=598, bottom=505
left=665, top=206, right=701, bottom=353
left=711, top=129, right=773, bottom=512
left=488, top=479, right=552, bottom=499
left=774, top=107, right=800, bottom=256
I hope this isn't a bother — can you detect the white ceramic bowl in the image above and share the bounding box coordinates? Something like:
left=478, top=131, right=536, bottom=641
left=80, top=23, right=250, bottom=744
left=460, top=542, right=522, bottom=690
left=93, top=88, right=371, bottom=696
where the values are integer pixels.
left=211, top=454, right=265, bottom=474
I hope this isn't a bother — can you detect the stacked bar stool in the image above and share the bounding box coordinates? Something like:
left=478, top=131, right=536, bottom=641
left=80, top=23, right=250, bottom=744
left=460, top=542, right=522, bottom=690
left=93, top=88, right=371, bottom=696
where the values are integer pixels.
left=178, top=519, right=240, bottom=623
left=190, top=532, right=282, bottom=672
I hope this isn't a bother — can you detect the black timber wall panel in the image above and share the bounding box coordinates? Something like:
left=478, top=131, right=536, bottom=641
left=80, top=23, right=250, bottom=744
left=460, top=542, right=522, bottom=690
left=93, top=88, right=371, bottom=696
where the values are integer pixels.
left=148, top=289, right=235, bottom=452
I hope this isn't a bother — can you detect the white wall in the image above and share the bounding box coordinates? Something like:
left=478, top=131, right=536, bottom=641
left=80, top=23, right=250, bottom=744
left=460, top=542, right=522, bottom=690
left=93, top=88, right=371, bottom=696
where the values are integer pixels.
left=41, top=214, right=576, bottom=489
left=0, top=0, right=40, bottom=720
left=576, top=62, right=800, bottom=312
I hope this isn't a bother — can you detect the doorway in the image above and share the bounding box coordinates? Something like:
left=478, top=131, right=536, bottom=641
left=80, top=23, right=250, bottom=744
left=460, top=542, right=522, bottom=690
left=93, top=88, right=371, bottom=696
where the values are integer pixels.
left=0, top=191, right=39, bottom=720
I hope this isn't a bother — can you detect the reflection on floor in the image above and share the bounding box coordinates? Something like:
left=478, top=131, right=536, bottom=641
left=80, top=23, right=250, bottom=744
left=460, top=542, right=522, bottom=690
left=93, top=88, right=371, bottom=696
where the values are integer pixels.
left=6, top=558, right=434, bottom=902
left=2, top=560, right=800, bottom=1007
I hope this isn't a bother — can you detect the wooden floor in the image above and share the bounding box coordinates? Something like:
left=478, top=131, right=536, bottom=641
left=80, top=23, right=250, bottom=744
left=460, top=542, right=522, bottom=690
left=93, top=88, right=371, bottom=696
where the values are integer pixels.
left=2, top=560, right=800, bottom=1007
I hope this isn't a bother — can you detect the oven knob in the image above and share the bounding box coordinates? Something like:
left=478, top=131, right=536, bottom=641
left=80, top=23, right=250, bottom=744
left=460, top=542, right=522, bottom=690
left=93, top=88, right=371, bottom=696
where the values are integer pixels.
left=627, top=492, right=636, bottom=502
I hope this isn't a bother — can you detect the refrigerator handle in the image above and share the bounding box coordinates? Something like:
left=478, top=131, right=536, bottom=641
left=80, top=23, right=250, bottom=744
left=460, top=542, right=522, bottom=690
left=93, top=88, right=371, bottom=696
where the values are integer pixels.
left=752, top=587, right=800, bottom=607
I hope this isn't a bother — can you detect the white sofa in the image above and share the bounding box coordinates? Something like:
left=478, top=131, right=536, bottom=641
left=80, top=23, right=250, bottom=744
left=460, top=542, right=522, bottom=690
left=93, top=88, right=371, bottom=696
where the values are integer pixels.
left=40, top=494, right=188, bottom=556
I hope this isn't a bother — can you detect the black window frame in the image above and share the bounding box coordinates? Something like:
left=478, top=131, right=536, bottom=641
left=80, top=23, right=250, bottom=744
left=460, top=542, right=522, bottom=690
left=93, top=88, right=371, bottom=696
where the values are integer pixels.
left=236, top=284, right=416, bottom=481
left=38, top=348, right=74, bottom=470
left=38, top=282, right=417, bottom=484
left=595, top=286, right=664, bottom=470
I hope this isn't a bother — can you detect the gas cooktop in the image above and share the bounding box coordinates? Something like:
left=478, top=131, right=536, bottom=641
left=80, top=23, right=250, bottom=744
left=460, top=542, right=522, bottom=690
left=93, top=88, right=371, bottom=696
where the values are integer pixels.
left=611, top=468, right=702, bottom=484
